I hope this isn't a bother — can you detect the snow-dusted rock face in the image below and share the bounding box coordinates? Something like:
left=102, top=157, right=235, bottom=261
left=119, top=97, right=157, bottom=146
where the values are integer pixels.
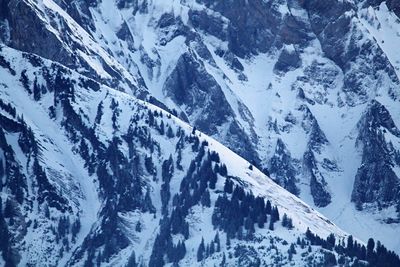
left=352, top=100, right=400, bottom=209
left=1, top=0, right=400, bottom=262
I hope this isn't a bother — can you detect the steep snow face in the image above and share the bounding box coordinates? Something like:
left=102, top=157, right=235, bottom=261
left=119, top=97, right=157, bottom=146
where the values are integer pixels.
left=0, top=45, right=376, bottom=266
left=1, top=0, right=400, bottom=257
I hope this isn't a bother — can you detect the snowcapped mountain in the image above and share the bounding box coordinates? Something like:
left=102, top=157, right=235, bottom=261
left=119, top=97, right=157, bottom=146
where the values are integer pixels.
left=1, top=0, right=400, bottom=266
left=0, top=44, right=380, bottom=266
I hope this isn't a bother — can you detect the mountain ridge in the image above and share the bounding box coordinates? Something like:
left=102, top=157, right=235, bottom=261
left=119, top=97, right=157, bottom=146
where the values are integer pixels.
left=1, top=0, right=400, bottom=265
left=0, top=44, right=376, bottom=266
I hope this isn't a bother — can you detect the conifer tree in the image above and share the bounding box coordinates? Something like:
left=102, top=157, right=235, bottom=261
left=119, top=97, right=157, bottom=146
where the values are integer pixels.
left=197, top=238, right=205, bottom=262
left=326, top=233, right=335, bottom=250
left=159, top=121, right=165, bottom=135
left=33, top=78, right=41, bottom=101
left=148, top=110, right=154, bottom=126
left=166, top=126, right=174, bottom=138
left=288, top=243, right=296, bottom=261
left=257, top=213, right=266, bottom=228
left=224, top=178, right=233, bottom=194
left=214, top=232, right=221, bottom=252
left=226, top=235, right=231, bottom=247
left=282, top=213, right=288, bottom=227
left=347, top=235, right=354, bottom=256
left=219, top=164, right=228, bottom=176
left=126, top=251, right=137, bottom=267
left=271, top=206, right=280, bottom=222
left=265, top=200, right=272, bottom=214
left=287, top=218, right=293, bottom=230
left=269, top=218, right=274, bottom=231
left=220, top=253, right=226, bottom=267
left=367, top=238, right=375, bottom=264
left=210, top=242, right=215, bottom=255
left=201, top=190, right=211, bottom=207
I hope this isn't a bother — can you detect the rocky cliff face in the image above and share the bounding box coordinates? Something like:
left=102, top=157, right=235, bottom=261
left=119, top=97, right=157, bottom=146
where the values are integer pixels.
left=163, top=52, right=259, bottom=163
left=352, top=100, right=400, bottom=212
left=0, top=0, right=147, bottom=94
left=1, top=0, right=400, bottom=256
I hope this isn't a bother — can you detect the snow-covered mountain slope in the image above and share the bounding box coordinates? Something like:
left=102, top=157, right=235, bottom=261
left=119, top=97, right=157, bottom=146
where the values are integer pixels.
left=0, top=47, right=390, bottom=266
left=1, top=44, right=400, bottom=266
left=1, top=0, right=400, bottom=261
